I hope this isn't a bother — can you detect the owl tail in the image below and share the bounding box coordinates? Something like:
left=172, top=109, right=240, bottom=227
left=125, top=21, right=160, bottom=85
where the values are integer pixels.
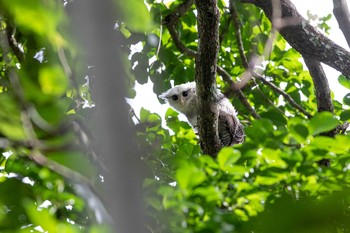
left=233, top=122, right=245, bottom=144
left=218, top=110, right=245, bottom=146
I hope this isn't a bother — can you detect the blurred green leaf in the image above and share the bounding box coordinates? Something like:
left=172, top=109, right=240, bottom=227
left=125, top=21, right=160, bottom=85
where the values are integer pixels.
left=309, top=112, right=338, bottom=135
left=217, top=147, right=241, bottom=170
left=176, top=162, right=206, bottom=190
left=340, top=109, right=350, bottom=121
left=24, top=199, right=80, bottom=233
left=39, top=66, right=68, bottom=96
left=115, top=0, right=153, bottom=32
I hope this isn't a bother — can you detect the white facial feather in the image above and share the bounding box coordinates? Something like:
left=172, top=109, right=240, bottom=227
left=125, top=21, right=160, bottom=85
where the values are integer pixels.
left=159, top=82, right=197, bottom=115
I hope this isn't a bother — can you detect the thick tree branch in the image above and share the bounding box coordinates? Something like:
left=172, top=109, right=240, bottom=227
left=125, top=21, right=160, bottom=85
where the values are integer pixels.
left=241, top=0, right=350, bottom=77
left=304, top=58, right=334, bottom=113
left=194, top=0, right=221, bottom=156
left=333, top=0, right=350, bottom=48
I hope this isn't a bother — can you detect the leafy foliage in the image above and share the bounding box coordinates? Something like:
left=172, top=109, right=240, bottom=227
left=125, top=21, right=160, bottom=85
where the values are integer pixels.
left=0, top=0, right=108, bottom=232
left=0, top=0, right=350, bottom=232
left=128, top=0, right=350, bottom=233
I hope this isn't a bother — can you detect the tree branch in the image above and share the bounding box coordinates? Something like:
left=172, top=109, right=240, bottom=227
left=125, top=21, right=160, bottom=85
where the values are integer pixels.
left=241, top=0, right=350, bottom=77
left=304, top=58, right=334, bottom=113
left=194, top=0, right=221, bottom=156
left=5, top=25, right=24, bottom=63
left=163, top=0, right=196, bottom=57
left=333, top=0, right=350, bottom=48
left=237, top=90, right=261, bottom=119
left=255, top=72, right=313, bottom=118
left=229, top=0, right=249, bottom=69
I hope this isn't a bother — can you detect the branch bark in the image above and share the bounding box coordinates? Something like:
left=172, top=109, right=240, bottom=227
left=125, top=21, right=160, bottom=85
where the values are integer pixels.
left=333, top=0, right=350, bottom=48
left=194, top=0, right=221, bottom=156
left=304, top=58, right=334, bottom=113
left=163, top=0, right=196, bottom=57
left=241, top=0, right=350, bottom=77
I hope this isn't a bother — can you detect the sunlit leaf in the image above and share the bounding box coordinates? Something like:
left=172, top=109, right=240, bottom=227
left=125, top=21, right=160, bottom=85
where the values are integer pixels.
left=39, top=66, right=68, bottom=96
left=217, top=147, right=241, bottom=169
left=338, top=75, right=350, bottom=89
left=309, top=112, right=338, bottom=135
left=176, top=163, right=206, bottom=190
left=115, top=0, right=153, bottom=32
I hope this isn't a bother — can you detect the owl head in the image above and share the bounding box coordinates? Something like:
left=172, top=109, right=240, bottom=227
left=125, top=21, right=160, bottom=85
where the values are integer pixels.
left=159, top=82, right=197, bottom=114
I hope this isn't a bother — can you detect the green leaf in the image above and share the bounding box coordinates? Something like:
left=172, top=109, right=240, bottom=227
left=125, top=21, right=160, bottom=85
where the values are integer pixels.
left=309, top=112, right=338, bottom=135
left=176, top=163, right=206, bottom=190
left=309, top=136, right=350, bottom=154
left=116, top=0, right=152, bottom=32
left=260, top=109, right=287, bottom=126
left=24, top=199, right=80, bottom=233
left=245, top=119, right=274, bottom=143
left=0, top=94, right=26, bottom=140
left=338, top=75, right=350, bottom=89
left=192, top=186, right=223, bottom=202
left=290, top=122, right=309, bottom=143
left=340, top=110, right=350, bottom=121
left=2, top=0, right=66, bottom=46
left=48, top=151, right=97, bottom=178
left=140, top=107, right=161, bottom=126
left=217, top=147, right=241, bottom=169
left=39, top=66, right=68, bottom=96
left=343, top=93, right=350, bottom=106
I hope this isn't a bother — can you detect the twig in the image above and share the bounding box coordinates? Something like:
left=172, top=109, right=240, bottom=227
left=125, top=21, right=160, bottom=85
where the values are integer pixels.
left=237, top=90, right=261, bottom=119
left=162, top=0, right=196, bottom=57
left=254, top=72, right=313, bottom=118
left=5, top=25, right=24, bottom=62
left=217, top=66, right=260, bottom=119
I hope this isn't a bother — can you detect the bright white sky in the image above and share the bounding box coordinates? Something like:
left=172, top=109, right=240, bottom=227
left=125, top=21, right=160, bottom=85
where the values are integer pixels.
left=128, top=0, right=350, bottom=118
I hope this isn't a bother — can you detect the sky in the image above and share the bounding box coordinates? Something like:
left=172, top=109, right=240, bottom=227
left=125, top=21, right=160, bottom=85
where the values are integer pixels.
left=128, top=0, right=350, bottom=118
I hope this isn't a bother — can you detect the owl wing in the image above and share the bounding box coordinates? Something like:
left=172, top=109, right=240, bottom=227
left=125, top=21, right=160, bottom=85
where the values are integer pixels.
left=218, top=110, right=245, bottom=146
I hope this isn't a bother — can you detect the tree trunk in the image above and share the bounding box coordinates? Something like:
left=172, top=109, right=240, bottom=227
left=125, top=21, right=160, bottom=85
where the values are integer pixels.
left=194, top=0, right=222, bottom=157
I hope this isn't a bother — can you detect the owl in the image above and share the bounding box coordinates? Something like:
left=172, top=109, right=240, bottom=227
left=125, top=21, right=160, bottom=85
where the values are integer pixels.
left=159, top=82, right=244, bottom=146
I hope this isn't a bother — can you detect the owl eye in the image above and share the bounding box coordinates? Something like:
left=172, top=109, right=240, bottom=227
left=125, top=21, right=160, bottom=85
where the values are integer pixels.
left=182, top=91, right=188, bottom=97
left=171, top=95, right=178, bottom=101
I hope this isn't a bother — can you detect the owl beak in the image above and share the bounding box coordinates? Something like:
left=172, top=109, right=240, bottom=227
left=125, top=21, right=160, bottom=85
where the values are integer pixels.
left=180, top=97, right=185, bottom=105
